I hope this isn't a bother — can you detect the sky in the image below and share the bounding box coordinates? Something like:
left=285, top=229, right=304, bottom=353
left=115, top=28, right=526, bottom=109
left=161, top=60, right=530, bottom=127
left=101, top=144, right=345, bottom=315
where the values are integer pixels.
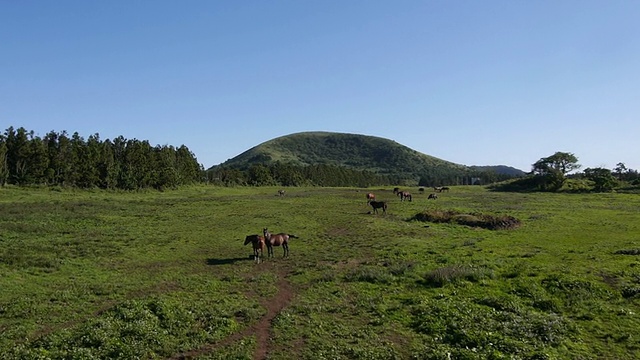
left=2, top=1, right=639, bottom=172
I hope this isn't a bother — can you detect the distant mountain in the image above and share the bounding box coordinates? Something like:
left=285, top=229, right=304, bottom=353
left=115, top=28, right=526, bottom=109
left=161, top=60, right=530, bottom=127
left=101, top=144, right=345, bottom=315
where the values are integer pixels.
left=469, top=165, right=526, bottom=177
left=210, top=131, right=524, bottom=182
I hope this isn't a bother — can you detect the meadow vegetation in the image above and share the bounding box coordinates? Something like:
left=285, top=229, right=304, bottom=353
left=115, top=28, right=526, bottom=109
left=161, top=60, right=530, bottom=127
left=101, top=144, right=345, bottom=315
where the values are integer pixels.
left=1, top=185, right=639, bottom=359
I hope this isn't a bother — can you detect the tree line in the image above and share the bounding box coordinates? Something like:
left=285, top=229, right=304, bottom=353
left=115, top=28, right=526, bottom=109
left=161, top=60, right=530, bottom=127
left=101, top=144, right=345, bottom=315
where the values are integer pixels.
left=492, top=151, right=639, bottom=192
left=206, top=162, right=518, bottom=188
left=206, top=162, right=396, bottom=187
left=0, top=127, right=202, bottom=190
left=0, top=126, right=524, bottom=190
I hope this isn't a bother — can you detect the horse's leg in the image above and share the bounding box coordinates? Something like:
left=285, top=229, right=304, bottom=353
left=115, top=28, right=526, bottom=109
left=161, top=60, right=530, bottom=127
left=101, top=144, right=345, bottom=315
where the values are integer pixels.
left=283, top=242, right=289, bottom=257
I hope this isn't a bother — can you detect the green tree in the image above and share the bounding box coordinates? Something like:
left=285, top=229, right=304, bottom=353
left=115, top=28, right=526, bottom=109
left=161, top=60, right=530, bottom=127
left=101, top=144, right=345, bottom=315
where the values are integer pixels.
left=0, top=135, right=7, bottom=186
left=98, top=139, right=118, bottom=189
left=584, top=167, right=617, bottom=192
left=247, top=164, right=275, bottom=186
left=532, top=152, right=580, bottom=191
left=26, top=133, right=49, bottom=184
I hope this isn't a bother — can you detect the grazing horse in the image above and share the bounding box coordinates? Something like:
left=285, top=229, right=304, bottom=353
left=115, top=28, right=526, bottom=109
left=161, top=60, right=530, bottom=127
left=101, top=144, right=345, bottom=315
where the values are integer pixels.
left=393, top=187, right=400, bottom=195
left=428, top=193, right=438, bottom=200
left=278, top=190, right=286, bottom=196
left=441, top=186, right=450, bottom=192
left=418, top=187, right=425, bottom=193
left=369, top=200, right=387, bottom=214
left=263, top=228, right=298, bottom=257
left=433, top=186, right=443, bottom=192
left=398, top=191, right=412, bottom=202
left=366, top=192, right=376, bottom=203
left=244, top=234, right=266, bottom=263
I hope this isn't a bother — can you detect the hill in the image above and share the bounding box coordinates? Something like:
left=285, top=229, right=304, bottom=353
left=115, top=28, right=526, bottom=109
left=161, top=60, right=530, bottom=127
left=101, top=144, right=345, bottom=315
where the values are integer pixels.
left=210, top=132, right=522, bottom=184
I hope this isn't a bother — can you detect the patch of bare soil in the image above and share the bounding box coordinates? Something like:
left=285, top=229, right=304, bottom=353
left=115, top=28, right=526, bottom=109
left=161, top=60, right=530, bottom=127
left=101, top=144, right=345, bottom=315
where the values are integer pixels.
left=169, top=263, right=295, bottom=360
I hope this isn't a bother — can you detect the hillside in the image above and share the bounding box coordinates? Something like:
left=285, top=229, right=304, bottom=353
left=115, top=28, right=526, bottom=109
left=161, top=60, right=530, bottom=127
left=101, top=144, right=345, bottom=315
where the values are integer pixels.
left=210, top=132, right=522, bottom=183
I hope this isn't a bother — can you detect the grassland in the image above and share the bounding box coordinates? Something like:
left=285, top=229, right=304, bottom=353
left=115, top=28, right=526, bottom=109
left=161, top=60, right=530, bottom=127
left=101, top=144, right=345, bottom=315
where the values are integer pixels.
left=1, top=185, right=639, bottom=359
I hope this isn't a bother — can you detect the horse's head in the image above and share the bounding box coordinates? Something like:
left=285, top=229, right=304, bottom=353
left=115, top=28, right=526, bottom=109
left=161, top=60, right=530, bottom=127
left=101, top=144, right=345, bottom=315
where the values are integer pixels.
left=244, top=235, right=254, bottom=246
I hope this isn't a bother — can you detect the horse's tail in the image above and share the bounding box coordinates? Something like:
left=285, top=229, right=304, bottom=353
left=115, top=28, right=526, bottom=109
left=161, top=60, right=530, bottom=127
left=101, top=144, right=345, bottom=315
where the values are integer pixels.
left=288, top=234, right=299, bottom=239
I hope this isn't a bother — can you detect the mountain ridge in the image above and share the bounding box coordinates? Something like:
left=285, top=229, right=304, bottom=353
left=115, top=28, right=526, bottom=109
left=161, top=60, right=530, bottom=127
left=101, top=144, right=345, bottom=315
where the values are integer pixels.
left=210, top=131, right=525, bottom=180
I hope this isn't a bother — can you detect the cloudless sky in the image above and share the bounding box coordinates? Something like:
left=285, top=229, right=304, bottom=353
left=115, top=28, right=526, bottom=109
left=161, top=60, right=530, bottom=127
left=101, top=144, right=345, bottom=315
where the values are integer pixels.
left=2, top=1, right=639, bottom=172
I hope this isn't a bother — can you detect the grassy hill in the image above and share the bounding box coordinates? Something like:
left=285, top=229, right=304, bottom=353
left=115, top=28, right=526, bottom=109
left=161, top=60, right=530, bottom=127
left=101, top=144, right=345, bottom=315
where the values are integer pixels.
left=211, top=131, right=521, bottom=182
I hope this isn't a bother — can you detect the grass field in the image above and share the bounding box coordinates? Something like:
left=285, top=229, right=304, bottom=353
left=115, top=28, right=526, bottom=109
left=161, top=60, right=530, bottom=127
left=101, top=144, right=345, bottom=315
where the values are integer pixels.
left=1, top=185, right=639, bottom=359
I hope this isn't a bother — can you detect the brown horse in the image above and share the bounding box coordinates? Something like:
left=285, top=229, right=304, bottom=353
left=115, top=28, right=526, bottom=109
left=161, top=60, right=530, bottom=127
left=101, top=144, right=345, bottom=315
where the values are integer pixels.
left=244, top=234, right=266, bottom=263
left=398, top=191, right=412, bottom=202
left=366, top=192, right=376, bottom=203
left=263, top=228, right=298, bottom=257
left=369, top=200, right=387, bottom=214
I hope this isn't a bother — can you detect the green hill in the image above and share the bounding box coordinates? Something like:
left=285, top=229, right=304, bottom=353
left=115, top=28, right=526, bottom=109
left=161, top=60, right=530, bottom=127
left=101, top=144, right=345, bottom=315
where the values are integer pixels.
left=210, top=131, right=522, bottom=184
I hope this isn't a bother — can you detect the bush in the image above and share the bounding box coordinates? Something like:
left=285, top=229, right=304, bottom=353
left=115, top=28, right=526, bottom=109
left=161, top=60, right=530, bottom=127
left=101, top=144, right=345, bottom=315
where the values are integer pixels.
left=412, top=210, right=521, bottom=230
left=422, top=265, right=494, bottom=287
left=614, top=249, right=640, bottom=255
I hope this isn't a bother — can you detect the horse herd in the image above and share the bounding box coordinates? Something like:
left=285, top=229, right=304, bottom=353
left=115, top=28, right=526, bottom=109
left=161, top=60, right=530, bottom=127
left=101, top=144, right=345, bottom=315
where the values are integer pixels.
left=244, top=186, right=451, bottom=262
left=244, top=228, right=298, bottom=263
left=366, top=186, right=449, bottom=214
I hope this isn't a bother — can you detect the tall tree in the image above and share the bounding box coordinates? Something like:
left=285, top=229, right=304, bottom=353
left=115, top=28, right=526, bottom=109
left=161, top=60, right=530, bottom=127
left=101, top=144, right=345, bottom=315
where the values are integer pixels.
left=532, top=152, right=580, bottom=191
left=0, top=135, right=8, bottom=186
left=614, top=162, right=627, bottom=181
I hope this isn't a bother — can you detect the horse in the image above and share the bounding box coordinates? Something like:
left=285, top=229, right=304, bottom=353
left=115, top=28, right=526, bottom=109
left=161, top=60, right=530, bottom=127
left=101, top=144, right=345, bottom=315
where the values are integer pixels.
left=418, top=187, right=425, bottom=193
left=366, top=192, right=376, bottom=203
left=434, top=186, right=443, bottom=192
left=278, top=190, right=286, bottom=196
left=398, top=191, right=412, bottom=202
left=428, top=193, right=438, bottom=200
left=244, top=234, right=266, bottom=263
left=369, top=200, right=387, bottom=214
left=441, top=186, right=450, bottom=192
left=263, top=228, right=298, bottom=257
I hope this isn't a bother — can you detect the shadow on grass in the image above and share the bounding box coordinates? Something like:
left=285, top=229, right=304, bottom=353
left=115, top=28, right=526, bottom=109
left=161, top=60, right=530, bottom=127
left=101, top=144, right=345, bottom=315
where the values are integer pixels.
left=206, top=256, right=252, bottom=265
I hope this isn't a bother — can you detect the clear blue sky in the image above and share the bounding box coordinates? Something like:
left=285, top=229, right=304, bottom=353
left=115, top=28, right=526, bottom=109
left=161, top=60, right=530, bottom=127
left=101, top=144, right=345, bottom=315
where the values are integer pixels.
left=2, top=1, right=639, bottom=172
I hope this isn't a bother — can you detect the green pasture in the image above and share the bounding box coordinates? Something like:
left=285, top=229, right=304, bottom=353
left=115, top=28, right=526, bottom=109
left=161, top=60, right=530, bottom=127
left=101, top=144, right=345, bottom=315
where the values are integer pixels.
left=1, top=185, right=639, bottom=359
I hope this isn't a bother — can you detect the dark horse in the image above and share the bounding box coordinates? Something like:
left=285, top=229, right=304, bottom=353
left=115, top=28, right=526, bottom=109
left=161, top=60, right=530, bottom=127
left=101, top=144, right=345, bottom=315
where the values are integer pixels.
left=244, top=234, right=266, bottom=263
left=366, top=192, right=376, bottom=203
left=428, top=193, right=438, bottom=200
left=263, top=228, right=298, bottom=257
left=398, top=191, right=412, bottom=202
left=369, top=200, right=387, bottom=214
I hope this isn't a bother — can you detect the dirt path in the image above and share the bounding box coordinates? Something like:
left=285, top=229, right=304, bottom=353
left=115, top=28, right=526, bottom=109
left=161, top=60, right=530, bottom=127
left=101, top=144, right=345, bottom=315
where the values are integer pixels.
left=169, top=264, right=295, bottom=360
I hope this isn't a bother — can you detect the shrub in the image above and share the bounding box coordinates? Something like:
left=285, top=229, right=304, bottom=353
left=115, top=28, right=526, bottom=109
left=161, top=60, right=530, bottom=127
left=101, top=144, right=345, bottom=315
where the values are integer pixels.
left=344, top=266, right=395, bottom=284
left=614, top=249, right=640, bottom=255
left=422, top=265, right=494, bottom=287
left=412, top=210, right=521, bottom=230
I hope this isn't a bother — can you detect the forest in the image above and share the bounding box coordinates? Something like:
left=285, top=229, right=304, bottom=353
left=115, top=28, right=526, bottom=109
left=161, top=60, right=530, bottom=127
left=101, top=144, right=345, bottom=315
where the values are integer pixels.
left=0, top=127, right=520, bottom=190
left=4, top=127, right=636, bottom=191
left=0, top=127, right=202, bottom=190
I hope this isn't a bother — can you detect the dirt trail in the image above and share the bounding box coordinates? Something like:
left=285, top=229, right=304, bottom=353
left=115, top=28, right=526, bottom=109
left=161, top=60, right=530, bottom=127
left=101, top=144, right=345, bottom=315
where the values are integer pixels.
left=169, top=265, right=295, bottom=360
